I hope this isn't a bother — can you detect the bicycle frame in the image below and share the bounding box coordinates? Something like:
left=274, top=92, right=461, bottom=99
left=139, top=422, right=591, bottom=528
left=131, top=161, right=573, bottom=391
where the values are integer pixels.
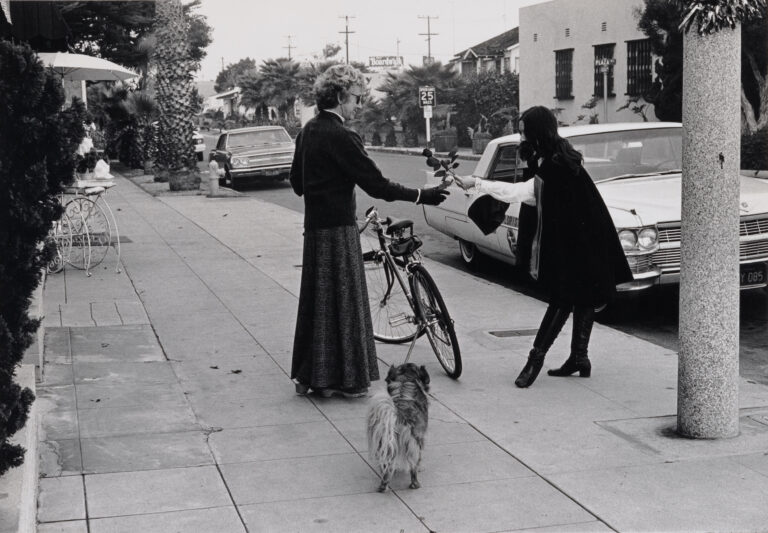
left=361, top=208, right=427, bottom=362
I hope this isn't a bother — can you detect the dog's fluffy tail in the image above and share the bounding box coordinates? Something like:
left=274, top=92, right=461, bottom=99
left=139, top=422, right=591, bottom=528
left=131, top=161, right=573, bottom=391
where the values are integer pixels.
left=367, top=392, right=398, bottom=470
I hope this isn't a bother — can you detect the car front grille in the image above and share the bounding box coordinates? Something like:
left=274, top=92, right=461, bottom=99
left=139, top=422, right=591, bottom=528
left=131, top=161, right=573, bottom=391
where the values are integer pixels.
left=652, top=241, right=768, bottom=269
left=627, top=254, right=654, bottom=273
left=247, top=153, right=292, bottom=166
left=653, top=215, right=768, bottom=270
left=658, top=215, right=768, bottom=243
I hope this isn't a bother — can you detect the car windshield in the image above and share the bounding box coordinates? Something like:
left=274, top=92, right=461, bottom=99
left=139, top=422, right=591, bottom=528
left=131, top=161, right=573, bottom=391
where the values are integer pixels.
left=228, top=129, right=291, bottom=148
left=568, top=128, right=682, bottom=182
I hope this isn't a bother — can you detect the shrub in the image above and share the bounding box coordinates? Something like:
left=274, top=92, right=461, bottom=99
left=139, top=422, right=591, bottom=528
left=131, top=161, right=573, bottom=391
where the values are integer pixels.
left=371, top=131, right=382, bottom=146
left=384, top=129, right=397, bottom=147
left=0, top=40, right=86, bottom=476
left=742, top=128, right=768, bottom=170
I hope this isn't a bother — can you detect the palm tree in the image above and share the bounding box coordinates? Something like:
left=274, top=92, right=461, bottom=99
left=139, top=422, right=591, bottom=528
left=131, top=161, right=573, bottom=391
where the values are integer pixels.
left=378, top=62, right=462, bottom=143
left=257, top=58, right=301, bottom=120
left=677, top=0, right=765, bottom=439
left=153, top=0, right=199, bottom=190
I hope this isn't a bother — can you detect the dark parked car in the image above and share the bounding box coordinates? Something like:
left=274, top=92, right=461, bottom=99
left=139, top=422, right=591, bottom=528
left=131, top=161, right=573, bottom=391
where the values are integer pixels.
left=209, top=126, right=294, bottom=188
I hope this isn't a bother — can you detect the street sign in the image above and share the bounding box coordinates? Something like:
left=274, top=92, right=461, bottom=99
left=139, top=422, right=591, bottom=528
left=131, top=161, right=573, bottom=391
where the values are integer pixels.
left=423, top=105, right=433, bottom=119
left=419, top=86, right=435, bottom=107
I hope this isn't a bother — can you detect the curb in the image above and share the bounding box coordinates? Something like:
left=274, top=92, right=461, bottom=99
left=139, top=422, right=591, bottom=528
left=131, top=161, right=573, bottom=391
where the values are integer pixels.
left=0, top=365, right=38, bottom=533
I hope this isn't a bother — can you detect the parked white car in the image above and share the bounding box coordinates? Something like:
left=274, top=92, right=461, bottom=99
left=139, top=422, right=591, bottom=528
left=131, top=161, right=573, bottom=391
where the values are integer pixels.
left=193, top=130, right=205, bottom=161
left=423, top=122, right=768, bottom=292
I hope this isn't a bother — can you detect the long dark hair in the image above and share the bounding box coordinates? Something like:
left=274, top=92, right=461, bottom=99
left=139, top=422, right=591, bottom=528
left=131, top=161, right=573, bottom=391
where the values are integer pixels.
left=520, top=106, right=583, bottom=173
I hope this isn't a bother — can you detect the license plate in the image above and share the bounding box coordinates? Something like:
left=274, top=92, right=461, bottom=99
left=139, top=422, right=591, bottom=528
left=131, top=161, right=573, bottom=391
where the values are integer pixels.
left=740, top=263, right=767, bottom=287
left=265, top=169, right=280, bottom=176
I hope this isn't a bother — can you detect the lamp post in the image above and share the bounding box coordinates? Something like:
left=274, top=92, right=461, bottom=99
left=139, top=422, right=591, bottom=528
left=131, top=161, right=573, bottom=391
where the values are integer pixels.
left=596, top=57, right=615, bottom=123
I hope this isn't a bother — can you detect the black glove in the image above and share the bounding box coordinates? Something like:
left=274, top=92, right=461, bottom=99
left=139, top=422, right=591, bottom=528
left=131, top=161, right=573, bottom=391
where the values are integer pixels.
left=519, top=140, right=537, bottom=162
left=519, top=140, right=539, bottom=179
left=417, top=186, right=450, bottom=206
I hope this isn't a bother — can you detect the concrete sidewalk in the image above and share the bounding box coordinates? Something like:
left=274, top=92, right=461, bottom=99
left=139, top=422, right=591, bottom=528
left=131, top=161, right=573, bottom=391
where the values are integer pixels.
left=35, top=172, right=768, bottom=533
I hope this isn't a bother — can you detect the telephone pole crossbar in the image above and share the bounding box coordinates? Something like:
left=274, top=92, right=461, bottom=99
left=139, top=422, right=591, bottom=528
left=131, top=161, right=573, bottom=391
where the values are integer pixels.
left=338, top=15, right=356, bottom=64
left=283, top=35, right=294, bottom=60
left=418, top=15, right=439, bottom=64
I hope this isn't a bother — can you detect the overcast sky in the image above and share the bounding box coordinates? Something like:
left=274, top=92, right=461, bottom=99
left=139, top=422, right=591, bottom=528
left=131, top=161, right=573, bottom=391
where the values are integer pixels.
left=194, top=0, right=551, bottom=81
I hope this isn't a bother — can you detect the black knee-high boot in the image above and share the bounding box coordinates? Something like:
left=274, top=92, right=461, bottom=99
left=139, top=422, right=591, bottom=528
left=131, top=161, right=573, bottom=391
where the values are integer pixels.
left=547, top=305, right=594, bottom=377
left=515, top=302, right=571, bottom=388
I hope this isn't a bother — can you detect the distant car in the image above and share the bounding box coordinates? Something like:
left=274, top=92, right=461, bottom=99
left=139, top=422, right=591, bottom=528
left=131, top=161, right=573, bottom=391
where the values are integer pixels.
left=423, top=122, right=768, bottom=293
left=209, top=126, right=294, bottom=188
left=193, top=130, right=205, bottom=161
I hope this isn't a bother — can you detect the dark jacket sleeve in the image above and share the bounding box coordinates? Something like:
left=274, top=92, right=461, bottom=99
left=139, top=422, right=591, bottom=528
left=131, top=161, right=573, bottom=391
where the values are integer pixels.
left=289, top=130, right=303, bottom=196
left=333, top=128, right=419, bottom=202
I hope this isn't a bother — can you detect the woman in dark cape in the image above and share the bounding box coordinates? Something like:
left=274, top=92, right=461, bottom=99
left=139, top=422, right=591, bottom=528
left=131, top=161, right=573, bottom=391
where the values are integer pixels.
left=457, top=106, right=632, bottom=388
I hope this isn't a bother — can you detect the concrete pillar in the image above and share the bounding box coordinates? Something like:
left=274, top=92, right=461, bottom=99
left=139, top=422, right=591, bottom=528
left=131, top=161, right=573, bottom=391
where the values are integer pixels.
left=678, top=26, right=741, bottom=438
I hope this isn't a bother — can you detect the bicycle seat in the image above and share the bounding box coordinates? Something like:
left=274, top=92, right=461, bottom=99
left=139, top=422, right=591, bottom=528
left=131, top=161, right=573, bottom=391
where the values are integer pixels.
left=385, top=219, right=413, bottom=235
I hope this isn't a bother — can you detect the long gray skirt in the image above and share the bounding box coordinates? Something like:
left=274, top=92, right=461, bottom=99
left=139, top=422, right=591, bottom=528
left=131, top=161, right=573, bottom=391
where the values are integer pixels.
left=291, top=225, right=379, bottom=390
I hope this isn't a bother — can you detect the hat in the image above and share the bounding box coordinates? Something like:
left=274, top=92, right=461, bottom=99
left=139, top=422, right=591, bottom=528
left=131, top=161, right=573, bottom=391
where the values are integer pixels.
left=468, top=194, right=510, bottom=235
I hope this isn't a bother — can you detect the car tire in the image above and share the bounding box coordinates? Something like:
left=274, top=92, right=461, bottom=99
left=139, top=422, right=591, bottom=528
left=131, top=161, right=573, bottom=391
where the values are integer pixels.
left=223, top=167, right=234, bottom=189
left=458, top=239, right=483, bottom=269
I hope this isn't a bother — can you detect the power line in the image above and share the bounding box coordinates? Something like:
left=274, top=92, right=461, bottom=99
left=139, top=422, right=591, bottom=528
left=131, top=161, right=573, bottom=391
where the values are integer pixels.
left=338, top=15, right=356, bottom=64
left=283, top=35, right=294, bottom=60
left=418, top=15, right=439, bottom=64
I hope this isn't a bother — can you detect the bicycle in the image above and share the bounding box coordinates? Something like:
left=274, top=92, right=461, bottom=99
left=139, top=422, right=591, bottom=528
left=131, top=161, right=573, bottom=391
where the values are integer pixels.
left=359, top=205, right=462, bottom=379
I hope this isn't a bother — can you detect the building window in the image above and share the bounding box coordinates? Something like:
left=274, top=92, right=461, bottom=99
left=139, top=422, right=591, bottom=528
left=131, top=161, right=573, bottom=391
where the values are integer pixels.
left=555, top=49, right=574, bottom=100
left=565, top=28, right=570, bottom=37
left=601, top=22, right=607, bottom=31
left=534, top=33, right=538, bottom=42
left=503, top=57, right=510, bottom=73
left=627, top=39, right=653, bottom=96
left=594, top=43, right=616, bottom=98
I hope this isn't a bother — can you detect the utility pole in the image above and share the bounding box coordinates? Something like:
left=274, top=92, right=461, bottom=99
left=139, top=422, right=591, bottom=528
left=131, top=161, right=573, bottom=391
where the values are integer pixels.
left=338, top=15, right=356, bottom=64
left=418, top=15, right=439, bottom=64
left=283, top=35, right=294, bottom=60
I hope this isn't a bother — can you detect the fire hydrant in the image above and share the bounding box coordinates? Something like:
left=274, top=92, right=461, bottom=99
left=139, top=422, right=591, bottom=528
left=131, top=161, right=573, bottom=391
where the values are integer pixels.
left=208, top=160, right=224, bottom=196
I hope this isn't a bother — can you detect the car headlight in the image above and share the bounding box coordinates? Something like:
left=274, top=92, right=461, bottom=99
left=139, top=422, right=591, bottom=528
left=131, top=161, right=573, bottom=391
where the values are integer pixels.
left=618, top=230, right=637, bottom=251
left=637, top=228, right=658, bottom=250
left=231, top=157, right=246, bottom=168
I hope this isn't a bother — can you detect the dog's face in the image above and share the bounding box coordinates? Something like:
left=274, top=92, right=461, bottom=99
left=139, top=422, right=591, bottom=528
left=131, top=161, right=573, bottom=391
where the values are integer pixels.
left=385, top=363, right=430, bottom=391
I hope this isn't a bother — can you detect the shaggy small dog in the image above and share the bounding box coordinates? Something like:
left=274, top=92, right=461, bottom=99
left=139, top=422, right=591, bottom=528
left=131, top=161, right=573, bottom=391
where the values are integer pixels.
left=366, top=363, right=430, bottom=492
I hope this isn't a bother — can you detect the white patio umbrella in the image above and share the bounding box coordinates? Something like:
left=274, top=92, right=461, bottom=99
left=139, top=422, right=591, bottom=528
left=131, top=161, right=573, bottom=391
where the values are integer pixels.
left=37, top=52, right=138, bottom=107
left=37, top=52, right=137, bottom=81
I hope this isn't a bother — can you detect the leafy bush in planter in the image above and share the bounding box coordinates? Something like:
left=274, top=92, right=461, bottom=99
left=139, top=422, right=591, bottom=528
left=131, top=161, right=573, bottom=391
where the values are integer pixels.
left=0, top=40, right=86, bottom=475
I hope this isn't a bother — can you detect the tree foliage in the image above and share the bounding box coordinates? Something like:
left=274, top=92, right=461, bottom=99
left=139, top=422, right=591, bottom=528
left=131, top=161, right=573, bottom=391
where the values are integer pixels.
left=637, top=0, right=767, bottom=132
left=57, top=1, right=210, bottom=72
left=240, top=58, right=301, bottom=119
left=0, top=40, right=86, bottom=475
left=452, top=71, right=519, bottom=146
left=214, top=58, right=257, bottom=93
left=378, top=62, right=463, bottom=138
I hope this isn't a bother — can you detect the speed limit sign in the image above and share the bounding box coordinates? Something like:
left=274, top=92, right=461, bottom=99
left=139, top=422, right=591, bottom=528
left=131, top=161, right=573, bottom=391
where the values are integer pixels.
left=419, top=86, right=435, bottom=107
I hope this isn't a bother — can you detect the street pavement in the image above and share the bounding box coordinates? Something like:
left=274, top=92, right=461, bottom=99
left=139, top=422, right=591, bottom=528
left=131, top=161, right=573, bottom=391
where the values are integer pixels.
left=35, top=170, right=768, bottom=533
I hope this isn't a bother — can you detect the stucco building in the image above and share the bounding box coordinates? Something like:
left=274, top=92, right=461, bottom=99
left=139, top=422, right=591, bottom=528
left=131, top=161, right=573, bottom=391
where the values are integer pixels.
left=520, top=0, right=654, bottom=124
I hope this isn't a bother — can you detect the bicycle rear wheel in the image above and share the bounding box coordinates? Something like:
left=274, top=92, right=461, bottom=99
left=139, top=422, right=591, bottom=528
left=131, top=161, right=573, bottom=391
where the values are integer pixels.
left=411, top=264, right=462, bottom=379
left=362, top=248, right=419, bottom=344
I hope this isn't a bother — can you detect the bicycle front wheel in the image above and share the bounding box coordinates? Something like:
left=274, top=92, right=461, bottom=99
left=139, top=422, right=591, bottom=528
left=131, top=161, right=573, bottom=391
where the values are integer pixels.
left=411, top=264, right=462, bottom=379
left=362, top=249, right=419, bottom=344
left=65, top=197, right=111, bottom=269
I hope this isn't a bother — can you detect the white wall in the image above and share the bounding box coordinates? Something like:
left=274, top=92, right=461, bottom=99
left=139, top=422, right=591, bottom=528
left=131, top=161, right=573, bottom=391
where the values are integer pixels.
left=520, top=0, right=652, bottom=124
